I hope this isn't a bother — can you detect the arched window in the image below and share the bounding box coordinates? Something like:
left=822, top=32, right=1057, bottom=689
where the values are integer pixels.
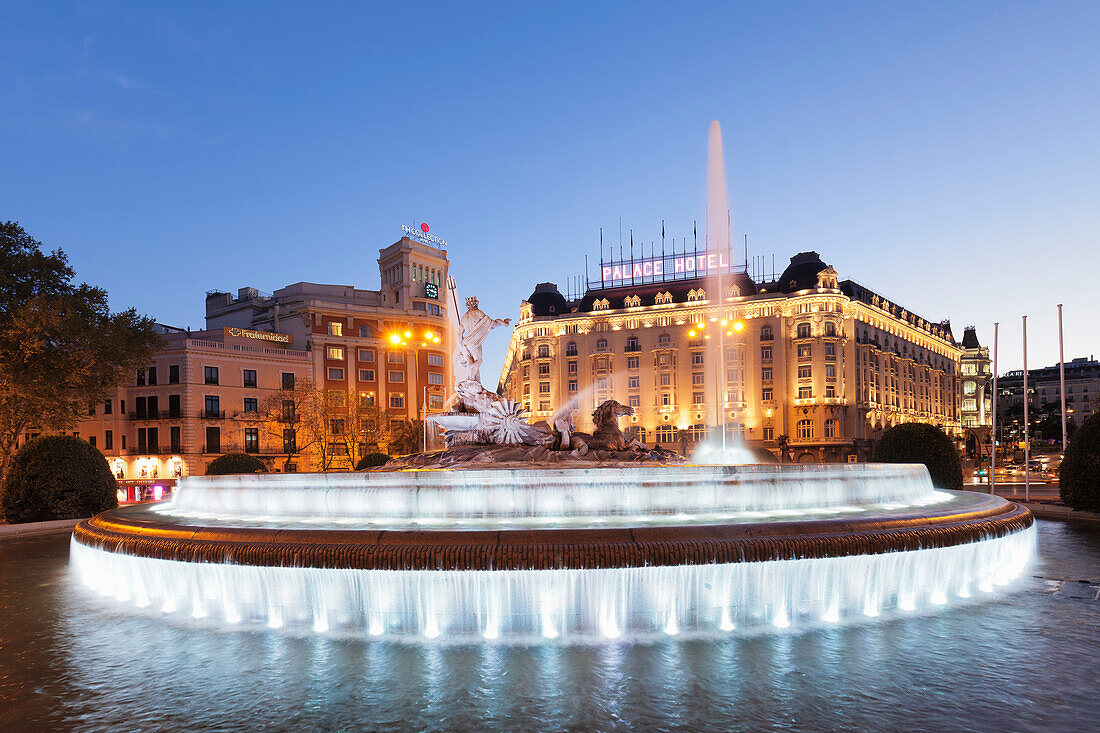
left=824, top=419, right=838, bottom=438
left=824, top=322, right=836, bottom=337
left=656, top=425, right=676, bottom=443
left=658, top=333, right=671, bottom=346
left=963, top=381, right=976, bottom=395
left=596, top=338, right=608, bottom=350
left=625, top=295, right=641, bottom=308
left=566, top=341, right=577, bottom=356
left=797, top=323, right=812, bottom=339
left=537, top=344, right=549, bottom=358
left=625, top=336, right=639, bottom=352
left=797, top=419, right=814, bottom=439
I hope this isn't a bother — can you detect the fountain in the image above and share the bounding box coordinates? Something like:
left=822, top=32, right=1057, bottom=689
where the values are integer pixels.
left=69, top=121, right=1035, bottom=642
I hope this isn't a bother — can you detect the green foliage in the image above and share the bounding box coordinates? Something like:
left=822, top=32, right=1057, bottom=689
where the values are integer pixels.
left=1059, top=413, right=1100, bottom=512
left=205, top=453, right=266, bottom=475
left=874, top=422, right=963, bottom=489
left=0, top=222, right=161, bottom=480
left=355, top=453, right=391, bottom=470
left=0, top=435, right=117, bottom=523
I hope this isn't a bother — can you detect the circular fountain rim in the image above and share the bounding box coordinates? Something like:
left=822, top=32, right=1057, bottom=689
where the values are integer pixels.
left=73, top=491, right=1032, bottom=572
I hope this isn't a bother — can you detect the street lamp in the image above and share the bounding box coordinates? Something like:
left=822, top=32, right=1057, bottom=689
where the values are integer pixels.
left=386, top=329, right=442, bottom=452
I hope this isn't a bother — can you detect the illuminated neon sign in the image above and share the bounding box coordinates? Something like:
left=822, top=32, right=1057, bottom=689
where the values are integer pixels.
left=403, top=222, right=448, bottom=248
left=601, top=251, right=732, bottom=283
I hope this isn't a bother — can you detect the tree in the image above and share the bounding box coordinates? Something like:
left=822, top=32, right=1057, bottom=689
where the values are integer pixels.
left=1059, top=412, right=1100, bottom=512
left=0, top=222, right=160, bottom=480
left=206, top=452, right=266, bottom=476
left=776, top=434, right=790, bottom=463
left=332, top=398, right=394, bottom=469
left=0, top=435, right=117, bottom=523
left=874, top=422, right=963, bottom=490
left=256, top=377, right=323, bottom=472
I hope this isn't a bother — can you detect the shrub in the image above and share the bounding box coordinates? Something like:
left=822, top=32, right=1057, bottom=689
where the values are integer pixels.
left=355, top=453, right=391, bottom=470
left=874, top=422, right=963, bottom=489
left=1060, top=412, right=1100, bottom=512
left=205, top=453, right=266, bottom=475
left=0, top=435, right=117, bottom=523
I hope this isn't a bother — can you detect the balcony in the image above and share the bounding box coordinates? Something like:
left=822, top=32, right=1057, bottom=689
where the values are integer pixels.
left=127, top=447, right=177, bottom=455
left=201, top=445, right=223, bottom=454
left=131, top=410, right=183, bottom=420
left=198, top=410, right=226, bottom=419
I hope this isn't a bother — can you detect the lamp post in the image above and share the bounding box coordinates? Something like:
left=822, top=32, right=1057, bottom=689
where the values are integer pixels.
left=387, top=328, right=442, bottom=453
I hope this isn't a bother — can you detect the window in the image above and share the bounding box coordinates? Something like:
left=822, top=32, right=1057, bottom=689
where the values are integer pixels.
left=537, top=344, right=550, bottom=358
left=169, top=365, right=180, bottom=384
left=243, top=397, right=258, bottom=413
left=963, top=381, right=976, bottom=395
left=628, top=376, right=640, bottom=389
left=658, top=333, right=671, bottom=346
left=824, top=322, right=837, bottom=337
left=328, top=443, right=349, bottom=456
left=428, top=353, right=444, bottom=366
left=762, top=387, right=773, bottom=401
left=596, top=338, right=608, bottom=350
left=762, top=368, right=773, bottom=381
left=661, top=393, right=672, bottom=405
left=104, top=430, right=113, bottom=450
left=389, top=393, right=405, bottom=409
left=824, top=419, right=838, bottom=438
left=428, top=372, right=444, bottom=385
left=88, top=435, right=96, bottom=448
left=596, top=378, right=609, bottom=390
left=328, top=321, right=343, bottom=336
left=328, top=367, right=345, bottom=380
left=568, top=380, right=577, bottom=393
left=539, top=382, right=550, bottom=394
left=760, top=326, right=773, bottom=341
left=798, top=365, right=812, bottom=379
left=388, top=351, right=405, bottom=364
left=103, top=400, right=112, bottom=415
left=826, top=364, right=836, bottom=379
left=628, top=395, right=640, bottom=408
left=627, top=356, right=640, bottom=369
left=205, top=426, right=221, bottom=453
left=692, top=372, right=705, bottom=385
left=147, top=366, right=157, bottom=386
left=429, top=394, right=444, bottom=410
left=761, top=346, right=772, bottom=360
left=359, top=324, right=373, bottom=338
left=691, top=351, right=704, bottom=365
left=388, top=370, right=405, bottom=383
left=567, top=361, right=578, bottom=374
left=797, top=419, right=814, bottom=439
left=245, top=428, right=259, bottom=453
left=283, top=429, right=297, bottom=453
left=626, top=336, right=640, bottom=352
left=359, top=392, right=376, bottom=407
left=566, top=342, right=577, bottom=356
left=763, top=427, right=774, bottom=441
left=963, top=398, right=977, bottom=411
left=137, top=369, right=145, bottom=386
left=358, top=349, right=376, bottom=362
left=539, top=400, right=550, bottom=412
left=243, top=369, right=257, bottom=388
left=170, top=426, right=181, bottom=453
left=693, top=392, right=705, bottom=405
left=659, top=373, right=671, bottom=386
left=798, top=344, right=812, bottom=358
left=204, top=395, right=220, bottom=417
left=147, top=427, right=159, bottom=452
left=538, top=362, right=550, bottom=375
left=330, top=419, right=345, bottom=435
left=204, top=366, right=219, bottom=385
left=359, top=369, right=375, bottom=382
left=327, top=346, right=345, bottom=361
left=282, top=373, right=295, bottom=390
left=825, top=344, right=836, bottom=359
left=657, top=425, right=676, bottom=443
left=797, top=323, right=811, bottom=339
left=689, top=424, right=708, bottom=441
left=798, top=386, right=813, bottom=399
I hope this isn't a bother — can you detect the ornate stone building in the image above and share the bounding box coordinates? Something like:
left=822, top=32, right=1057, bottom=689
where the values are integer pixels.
left=959, top=326, right=993, bottom=456
left=499, top=252, right=962, bottom=462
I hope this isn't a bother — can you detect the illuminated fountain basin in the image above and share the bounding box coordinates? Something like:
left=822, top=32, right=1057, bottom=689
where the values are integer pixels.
left=70, top=464, right=1035, bottom=641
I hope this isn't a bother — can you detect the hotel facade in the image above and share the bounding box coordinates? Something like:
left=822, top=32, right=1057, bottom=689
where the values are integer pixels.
left=74, top=235, right=454, bottom=480
left=499, top=251, right=963, bottom=463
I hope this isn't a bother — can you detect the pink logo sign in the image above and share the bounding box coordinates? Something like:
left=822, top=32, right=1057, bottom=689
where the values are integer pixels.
left=420, top=222, right=430, bottom=233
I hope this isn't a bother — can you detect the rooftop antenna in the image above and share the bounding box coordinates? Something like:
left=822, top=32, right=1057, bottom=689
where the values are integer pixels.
left=744, top=233, right=749, bottom=272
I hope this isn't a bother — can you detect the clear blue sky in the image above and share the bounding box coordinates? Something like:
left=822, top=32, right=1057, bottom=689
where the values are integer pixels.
left=3, top=1, right=1098, bottom=376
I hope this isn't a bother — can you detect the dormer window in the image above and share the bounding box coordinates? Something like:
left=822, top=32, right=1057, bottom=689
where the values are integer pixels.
left=593, top=298, right=610, bottom=311
left=686, top=288, right=706, bottom=302
left=624, top=295, right=641, bottom=308
left=655, top=291, right=673, bottom=305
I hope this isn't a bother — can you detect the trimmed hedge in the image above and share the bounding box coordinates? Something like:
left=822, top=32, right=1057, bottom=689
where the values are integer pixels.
left=1060, top=412, right=1100, bottom=512
left=874, top=422, right=963, bottom=490
left=205, top=453, right=266, bottom=475
left=1, top=435, right=118, bottom=523
left=355, top=453, right=391, bottom=470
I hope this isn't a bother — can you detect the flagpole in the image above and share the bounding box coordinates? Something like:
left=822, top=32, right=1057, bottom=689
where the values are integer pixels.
left=1058, top=304, right=1067, bottom=453
left=991, top=322, right=998, bottom=494
left=1023, top=315, right=1029, bottom=502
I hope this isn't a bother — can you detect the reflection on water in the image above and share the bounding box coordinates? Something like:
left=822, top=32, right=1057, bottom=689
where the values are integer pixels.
left=2, top=521, right=1098, bottom=732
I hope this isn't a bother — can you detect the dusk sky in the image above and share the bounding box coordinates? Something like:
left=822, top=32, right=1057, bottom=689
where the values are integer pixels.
left=4, top=1, right=1098, bottom=377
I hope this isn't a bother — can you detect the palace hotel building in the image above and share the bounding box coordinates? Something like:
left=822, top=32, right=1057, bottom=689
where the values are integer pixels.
left=73, top=235, right=453, bottom=484
left=499, top=251, right=963, bottom=463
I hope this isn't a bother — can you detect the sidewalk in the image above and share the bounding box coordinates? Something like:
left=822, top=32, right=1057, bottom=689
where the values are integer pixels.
left=1019, top=502, right=1100, bottom=525
left=0, top=517, right=84, bottom=540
